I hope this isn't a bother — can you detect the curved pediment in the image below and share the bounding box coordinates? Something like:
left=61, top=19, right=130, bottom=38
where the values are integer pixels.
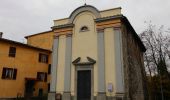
left=69, top=5, right=101, bottom=23
left=72, top=57, right=96, bottom=65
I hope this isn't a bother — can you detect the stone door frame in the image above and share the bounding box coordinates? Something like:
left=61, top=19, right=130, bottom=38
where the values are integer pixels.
left=75, top=65, right=94, bottom=100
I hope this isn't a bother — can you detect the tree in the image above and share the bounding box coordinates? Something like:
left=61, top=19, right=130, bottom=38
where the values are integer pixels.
left=140, top=23, right=170, bottom=99
left=140, top=23, right=170, bottom=76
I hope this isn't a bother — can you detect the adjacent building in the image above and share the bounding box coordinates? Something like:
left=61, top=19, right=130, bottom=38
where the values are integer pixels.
left=0, top=35, right=52, bottom=99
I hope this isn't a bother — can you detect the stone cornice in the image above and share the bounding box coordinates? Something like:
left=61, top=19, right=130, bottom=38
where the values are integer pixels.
left=95, top=14, right=123, bottom=23
left=97, top=28, right=104, bottom=33
left=51, top=23, right=74, bottom=30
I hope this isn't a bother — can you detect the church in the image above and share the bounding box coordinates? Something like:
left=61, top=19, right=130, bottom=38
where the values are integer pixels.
left=48, top=5, right=147, bottom=100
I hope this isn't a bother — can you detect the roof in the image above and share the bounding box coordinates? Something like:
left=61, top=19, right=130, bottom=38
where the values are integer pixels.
left=95, top=14, right=123, bottom=22
left=24, top=30, right=52, bottom=39
left=121, top=16, right=146, bottom=52
left=0, top=38, right=51, bottom=52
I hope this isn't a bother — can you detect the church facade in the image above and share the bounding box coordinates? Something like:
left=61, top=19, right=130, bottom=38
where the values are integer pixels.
left=48, top=5, right=147, bottom=100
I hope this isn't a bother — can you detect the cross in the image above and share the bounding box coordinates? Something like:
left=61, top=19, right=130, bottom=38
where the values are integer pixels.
left=84, top=0, right=87, bottom=5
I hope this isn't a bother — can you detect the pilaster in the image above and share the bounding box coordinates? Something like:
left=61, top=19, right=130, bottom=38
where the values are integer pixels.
left=48, top=35, right=59, bottom=100
left=63, top=33, right=72, bottom=100
left=97, top=29, right=106, bottom=100
left=113, top=27, right=124, bottom=95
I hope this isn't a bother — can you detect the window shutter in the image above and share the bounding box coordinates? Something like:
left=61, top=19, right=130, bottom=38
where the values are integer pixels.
left=39, top=53, right=41, bottom=62
left=13, top=69, right=17, bottom=80
left=46, top=55, right=48, bottom=63
left=44, top=73, right=47, bottom=82
left=48, top=64, right=51, bottom=74
left=2, top=68, right=6, bottom=79
left=12, top=47, right=16, bottom=57
left=37, top=72, right=40, bottom=80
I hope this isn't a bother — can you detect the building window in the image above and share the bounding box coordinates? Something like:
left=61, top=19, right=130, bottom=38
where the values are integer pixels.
left=39, top=53, right=48, bottom=63
left=1, top=68, right=17, bottom=80
left=48, top=64, right=51, bottom=74
left=9, top=47, right=16, bottom=57
left=80, top=26, right=89, bottom=32
left=37, top=72, right=47, bottom=82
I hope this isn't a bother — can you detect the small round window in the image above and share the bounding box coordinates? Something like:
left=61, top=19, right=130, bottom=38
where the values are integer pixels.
left=80, top=26, right=89, bottom=32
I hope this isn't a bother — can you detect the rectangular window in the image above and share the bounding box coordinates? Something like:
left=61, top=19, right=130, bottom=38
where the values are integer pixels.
left=39, top=53, right=48, bottom=63
left=9, top=47, right=16, bottom=57
left=1, top=67, right=17, bottom=80
left=37, top=72, right=47, bottom=82
left=48, top=64, right=51, bottom=74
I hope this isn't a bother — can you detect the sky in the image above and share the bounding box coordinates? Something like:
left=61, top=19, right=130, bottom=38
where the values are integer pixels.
left=0, top=0, right=170, bottom=42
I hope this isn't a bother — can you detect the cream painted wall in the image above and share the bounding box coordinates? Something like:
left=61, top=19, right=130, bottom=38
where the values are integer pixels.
left=70, top=11, right=98, bottom=96
left=100, top=8, right=121, bottom=17
left=54, top=18, right=69, bottom=26
left=56, top=35, right=66, bottom=94
left=104, top=28, right=116, bottom=96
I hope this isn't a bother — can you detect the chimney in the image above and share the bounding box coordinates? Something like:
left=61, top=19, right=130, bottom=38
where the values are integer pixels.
left=0, top=32, right=3, bottom=38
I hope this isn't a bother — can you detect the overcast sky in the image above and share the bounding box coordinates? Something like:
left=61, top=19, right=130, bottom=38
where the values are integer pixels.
left=0, top=0, right=170, bottom=42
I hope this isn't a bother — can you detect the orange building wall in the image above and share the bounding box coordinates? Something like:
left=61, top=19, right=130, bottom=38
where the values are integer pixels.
left=0, top=41, right=51, bottom=98
left=26, top=31, right=54, bottom=50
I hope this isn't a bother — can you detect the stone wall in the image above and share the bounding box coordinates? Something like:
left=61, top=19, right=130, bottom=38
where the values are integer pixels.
left=121, top=23, right=148, bottom=100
